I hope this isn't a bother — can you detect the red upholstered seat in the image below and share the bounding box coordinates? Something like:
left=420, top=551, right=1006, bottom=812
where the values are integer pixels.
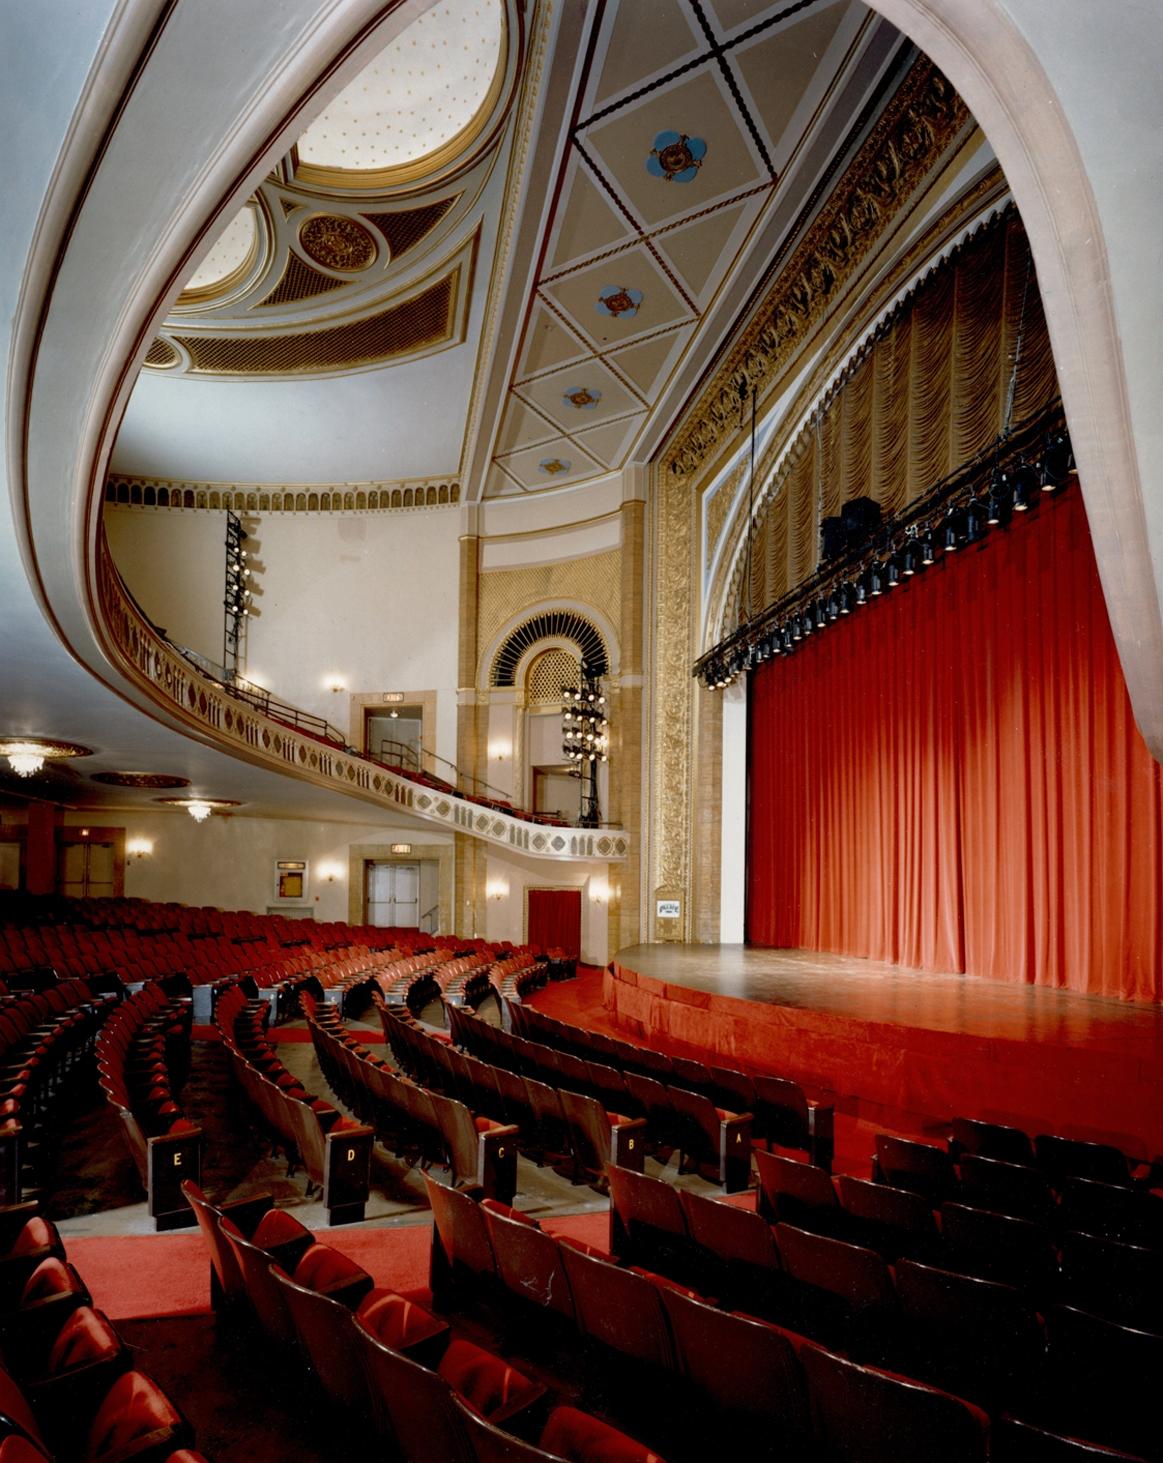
left=290, top=1243, right=374, bottom=1307
left=0, top=1369, right=47, bottom=1454
left=46, top=1305, right=123, bottom=1373
left=354, top=1288, right=450, bottom=1360
left=0, top=1438, right=51, bottom=1463
left=83, top=1370, right=188, bottom=1463
left=540, top=1406, right=667, bottom=1462
left=439, top=1336, right=544, bottom=1418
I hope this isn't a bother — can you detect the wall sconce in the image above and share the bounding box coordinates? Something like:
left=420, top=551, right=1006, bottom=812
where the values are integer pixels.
left=127, top=838, right=154, bottom=861
left=317, top=861, right=344, bottom=883
left=324, top=675, right=347, bottom=694
left=589, top=879, right=610, bottom=905
left=486, top=877, right=509, bottom=902
left=488, top=740, right=511, bottom=762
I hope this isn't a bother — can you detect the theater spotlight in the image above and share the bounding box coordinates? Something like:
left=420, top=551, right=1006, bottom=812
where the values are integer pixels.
left=885, top=555, right=901, bottom=589
left=942, top=509, right=964, bottom=551
left=868, top=564, right=884, bottom=597
left=919, top=535, right=936, bottom=566
left=965, top=499, right=987, bottom=544
left=1040, top=432, right=1073, bottom=489
left=901, top=545, right=918, bottom=577
left=1011, top=459, right=1039, bottom=511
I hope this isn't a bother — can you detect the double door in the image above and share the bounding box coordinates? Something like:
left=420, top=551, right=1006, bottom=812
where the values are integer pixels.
left=366, top=861, right=420, bottom=927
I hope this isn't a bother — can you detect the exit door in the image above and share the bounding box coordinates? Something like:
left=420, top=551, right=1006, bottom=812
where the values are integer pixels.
left=57, top=838, right=120, bottom=898
left=366, top=862, right=420, bottom=927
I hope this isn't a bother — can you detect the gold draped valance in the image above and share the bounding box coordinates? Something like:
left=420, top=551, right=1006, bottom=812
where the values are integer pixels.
left=734, top=210, right=1059, bottom=626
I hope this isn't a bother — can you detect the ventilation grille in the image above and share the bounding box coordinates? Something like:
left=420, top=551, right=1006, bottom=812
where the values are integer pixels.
left=172, top=272, right=455, bottom=376
left=364, top=198, right=456, bottom=260
left=145, top=338, right=179, bottom=368
left=491, top=611, right=608, bottom=686
left=256, top=253, right=345, bottom=307
left=527, top=648, right=580, bottom=702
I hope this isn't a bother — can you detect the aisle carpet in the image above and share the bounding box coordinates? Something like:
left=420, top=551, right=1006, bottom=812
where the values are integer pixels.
left=66, top=1209, right=612, bottom=1321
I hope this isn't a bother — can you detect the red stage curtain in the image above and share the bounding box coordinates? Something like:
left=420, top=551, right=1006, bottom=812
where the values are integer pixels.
left=528, top=888, right=582, bottom=959
left=747, top=487, right=1163, bottom=1002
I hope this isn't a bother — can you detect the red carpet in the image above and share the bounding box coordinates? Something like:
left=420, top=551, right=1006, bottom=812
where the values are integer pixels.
left=66, top=1211, right=611, bottom=1321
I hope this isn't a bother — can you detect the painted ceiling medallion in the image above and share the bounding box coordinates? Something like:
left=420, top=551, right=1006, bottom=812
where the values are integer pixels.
left=646, top=130, right=707, bottom=183
left=91, top=772, right=191, bottom=789
left=596, top=286, right=643, bottom=319
left=562, top=386, right=601, bottom=410
left=298, top=215, right=377, bottom=272
left=539, top=457, right=571, bottom=476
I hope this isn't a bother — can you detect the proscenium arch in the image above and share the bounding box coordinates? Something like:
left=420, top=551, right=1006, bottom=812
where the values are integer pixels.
left=861, top=0, right=1163, bottom=760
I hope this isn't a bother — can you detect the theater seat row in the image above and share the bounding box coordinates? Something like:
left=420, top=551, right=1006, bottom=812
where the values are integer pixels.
left=181, top=1178, right=661, bottom=1463
left=379, top=1000, right=648, bottom=1188
left=214, top=987, right=373, bottom=1224
left=432, top=1174, right=1159, bottom=1463
left=302, top=995, right=520, bottom=1200
left=497, top=994, right=836, bottom=1164
left=440, top=1005, right=751, bottom=1189
left=0, top=1201, right=209, bottom=1463
left=95, top=985, right=202, bottom=1231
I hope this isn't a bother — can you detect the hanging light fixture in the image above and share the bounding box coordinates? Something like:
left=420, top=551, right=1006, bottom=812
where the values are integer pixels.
left=155, top=796, right=241, bottom=821
left=0, top=738, right=91, bottom=779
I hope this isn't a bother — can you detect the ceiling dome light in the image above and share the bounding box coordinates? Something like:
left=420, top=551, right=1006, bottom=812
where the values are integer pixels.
left=155, top=796, right=242, bottom=820
left=7, top=748, right=44, bottom=777
left=187, top=801, right=213, bottom=823
left=0, top=737, right=92, bottom=779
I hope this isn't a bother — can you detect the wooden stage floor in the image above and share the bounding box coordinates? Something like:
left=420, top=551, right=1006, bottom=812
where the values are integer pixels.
left=605, top=946, right=1163, bottom=1160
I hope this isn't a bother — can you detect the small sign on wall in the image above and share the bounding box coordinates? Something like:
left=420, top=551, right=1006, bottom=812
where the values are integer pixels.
left=656, top=898, right=681, bottom=920
left=274, top=859, right=308, bottom=901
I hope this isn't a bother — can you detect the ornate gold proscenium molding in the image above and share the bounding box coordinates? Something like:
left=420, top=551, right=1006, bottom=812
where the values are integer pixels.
left=667, top=60, right=969, bottom=479
left=94, top=535, right=628, bottom=864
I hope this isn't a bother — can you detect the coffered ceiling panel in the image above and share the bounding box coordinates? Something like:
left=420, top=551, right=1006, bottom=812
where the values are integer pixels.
left=572, top=414, right=647, bottom=468
left=581, top=66, right=769, bottom=233
left=515, top=358, right=645, bottom=433
left=519, top=301, right=590, bottom=378
left=484, top=0, right=894, bottom=497
left=542, top=247, right=695, bottom=351
left=732, top=4, right=853, bottom=168
left=545, top=159, right=637, bottom=275
left=653, top=199, right=757, bottom=304
left=604, top=327, right=693, bottom=398
left=495, top=399, right=557, bottom=454
left=588, top=0, right=704, bottom=112
left=497, top=436, right=604, bottom=490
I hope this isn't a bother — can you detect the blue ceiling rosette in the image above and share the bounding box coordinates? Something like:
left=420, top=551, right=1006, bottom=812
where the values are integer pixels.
left=596, top=285, right=643, bottom=318
left=562, top=386, right=601, bottom=410
left=646, top=130, right=707, bottom=183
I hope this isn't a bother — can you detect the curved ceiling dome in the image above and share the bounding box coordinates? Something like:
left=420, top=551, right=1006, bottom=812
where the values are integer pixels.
left=296, top=0, right=505, bottom=185
left=183, top=204, right=259, bottom=296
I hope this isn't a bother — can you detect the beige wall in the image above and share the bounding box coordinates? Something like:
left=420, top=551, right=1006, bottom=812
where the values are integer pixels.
left=57, top=808, right=448, bottom=923
left=105, top=507, right=462, bottom=767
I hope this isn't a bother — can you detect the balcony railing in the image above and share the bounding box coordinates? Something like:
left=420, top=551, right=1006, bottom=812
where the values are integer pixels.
left=95, top=535, right=629, bottom=864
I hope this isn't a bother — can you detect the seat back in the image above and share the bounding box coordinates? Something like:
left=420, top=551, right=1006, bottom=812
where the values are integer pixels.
left=1058, top=1177, right=1163, bottom=1249
left=752, top=1074, right=810, bottom=1147
left=557, top=1238, right=675, bottom=1369
left=271, top=1266, right=367, bottom=1411
left=84, top=1370, right=188, bottom=1463
left=836, top=1175, right=938, bottom=1259
left=607, top=1165, right=690, bottom=1275
left=179, top=1180, right=246, bottom=1306
left=874, top=1136, right=954, bottom=1201
left=754, top=1149, right=838, bottom=1228
left=939, top=1201, right=1057, bottom=1291
left=894, top=1258, right=1043, bottom=1409
left=680, top=1189, right=780, bottom=1272
left=950, top=1116, right=1034, bottom=1165
left=1035, top=1134, right=1132, bottom=1188
left=481, top=1202, right=575, bottom=1322
left=801, top=1345, right=989, bottom=1463
left=775, top=1223, right=895, bottom=1310
left=352, top=1315, right=471, bottom=1460
left=1059, top=1230, right=1163, bottom=1331
left=658, top=1287, right=811, bottom=1452
left=1044, top=1305, right=1163, bottom=1458
left=216, top=1217, right=296, bottom=1346
left=424, top=1174, right=497, bottom=1299
left=957, top=1153, right=1056, bottom=1225
left=991, top=1416, right=1154, bottom=1462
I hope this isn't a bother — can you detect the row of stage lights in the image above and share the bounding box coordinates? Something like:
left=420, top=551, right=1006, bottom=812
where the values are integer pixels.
left=699, top=429, right=1073, bottom=692
left=224, top=514, right=252, bottom=620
